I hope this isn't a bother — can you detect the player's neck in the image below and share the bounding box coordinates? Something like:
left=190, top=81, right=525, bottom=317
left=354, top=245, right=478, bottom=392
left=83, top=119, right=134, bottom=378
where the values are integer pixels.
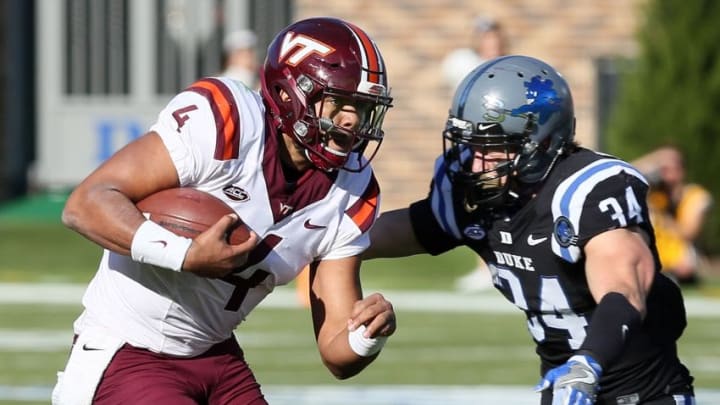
left=278, top=132, right=312, bottom=172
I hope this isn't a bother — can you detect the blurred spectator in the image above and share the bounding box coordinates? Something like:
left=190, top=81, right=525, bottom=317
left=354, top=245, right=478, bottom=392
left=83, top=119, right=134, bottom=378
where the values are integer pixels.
left=221, top=29, right=259, bottom=89
left=441, top=16, right=507, bottom=90
left=633, top=145, right=713, bottom=285
left=444, top=17, right=508, bottom=292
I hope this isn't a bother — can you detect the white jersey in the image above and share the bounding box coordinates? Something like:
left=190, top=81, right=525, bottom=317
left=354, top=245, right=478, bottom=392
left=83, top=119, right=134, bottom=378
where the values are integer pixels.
left=74, top=77, right=381, bottom=357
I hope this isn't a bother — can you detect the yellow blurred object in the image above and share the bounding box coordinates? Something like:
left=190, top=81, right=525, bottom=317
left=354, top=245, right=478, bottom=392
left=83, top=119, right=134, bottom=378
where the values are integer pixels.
left=648, top=184, right=712, bottom=276
left=633, top=145, right=713, bottom=285
left=647, top=189, right=670, bottom=211
left=650, top=210, right=694, bottom=273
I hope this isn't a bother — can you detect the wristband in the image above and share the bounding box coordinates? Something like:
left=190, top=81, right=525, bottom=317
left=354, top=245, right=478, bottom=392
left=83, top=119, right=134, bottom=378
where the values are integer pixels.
left=348, top=325, right=387, bottom=357
left=130, top=220, right=192, bottom=272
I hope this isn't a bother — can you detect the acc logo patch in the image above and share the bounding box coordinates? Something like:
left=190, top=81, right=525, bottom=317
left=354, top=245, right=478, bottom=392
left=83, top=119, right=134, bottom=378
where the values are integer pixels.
left=553, top=216, right=578, bottom=247
left=463, top=224, right=487, bottom=240
left=222, top=185, right=250, bottom=202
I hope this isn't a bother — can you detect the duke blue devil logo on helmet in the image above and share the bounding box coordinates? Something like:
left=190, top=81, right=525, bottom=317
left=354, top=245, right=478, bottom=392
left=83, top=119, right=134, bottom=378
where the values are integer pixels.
left=511, top=76, right=564, bottom=127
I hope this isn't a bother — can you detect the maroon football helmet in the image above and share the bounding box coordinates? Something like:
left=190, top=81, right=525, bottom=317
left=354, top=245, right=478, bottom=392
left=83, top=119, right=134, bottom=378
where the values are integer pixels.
left=260, top=17, right=393, bottom=172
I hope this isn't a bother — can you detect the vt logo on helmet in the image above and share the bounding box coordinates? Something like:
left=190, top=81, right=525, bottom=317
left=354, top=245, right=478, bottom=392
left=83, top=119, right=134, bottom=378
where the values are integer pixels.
left=278, top=33, right=334, bottom=66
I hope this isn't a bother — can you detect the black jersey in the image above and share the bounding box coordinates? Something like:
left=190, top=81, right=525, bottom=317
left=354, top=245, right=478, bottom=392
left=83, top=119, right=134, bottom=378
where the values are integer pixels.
left=409, top=148, right=694, bottom=403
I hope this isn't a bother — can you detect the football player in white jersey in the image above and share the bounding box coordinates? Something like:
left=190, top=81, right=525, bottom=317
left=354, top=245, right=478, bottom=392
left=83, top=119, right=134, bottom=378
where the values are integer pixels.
left=365, top=56, right=694, bottom=404
left=53, top=17, right=396, bottom=405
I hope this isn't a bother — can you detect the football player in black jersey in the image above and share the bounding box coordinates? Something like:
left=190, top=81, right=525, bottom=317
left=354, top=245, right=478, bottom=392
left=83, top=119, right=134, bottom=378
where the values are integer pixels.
left=364, top=55, right=695, bottom=404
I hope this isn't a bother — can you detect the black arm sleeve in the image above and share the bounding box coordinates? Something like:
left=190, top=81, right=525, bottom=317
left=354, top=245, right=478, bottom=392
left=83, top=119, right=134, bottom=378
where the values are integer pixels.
left=409, top=199, right=462, bottom=256
left=578, top=292, right=642, bottom=370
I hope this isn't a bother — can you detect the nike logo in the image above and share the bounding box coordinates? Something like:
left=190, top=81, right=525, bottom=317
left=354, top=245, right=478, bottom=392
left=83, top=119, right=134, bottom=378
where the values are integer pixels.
left=621, top=324, right=629, bottom=339
left=304, top=219, right=327, bottom=230
left=527, top=234, right=548, bottom=246
left=477, top=123, right=497, bottom=131
left=150, top=240, right=168, bottom=248
left=82, top=344, right=103, bottom=351
left=562, top=368, right=595, bottom=385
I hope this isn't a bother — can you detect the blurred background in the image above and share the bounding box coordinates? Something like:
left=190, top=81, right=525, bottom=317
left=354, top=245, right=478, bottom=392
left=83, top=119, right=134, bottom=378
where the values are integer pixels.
left=1, top=0, right=720, bottom=404
left=3, top=0, right=720, bottom=249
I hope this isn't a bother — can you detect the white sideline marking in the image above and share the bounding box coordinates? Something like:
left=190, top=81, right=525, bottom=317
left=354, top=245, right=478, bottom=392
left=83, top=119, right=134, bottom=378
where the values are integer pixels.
left=265, top=385, right=540, bottom=404
left=1, top=282, right=719, bottom=317
left=3, top=385, right=720, bottom=404
left=0, top=283, right=85, bottom=304
left=0, top=330, right=72, bottom=351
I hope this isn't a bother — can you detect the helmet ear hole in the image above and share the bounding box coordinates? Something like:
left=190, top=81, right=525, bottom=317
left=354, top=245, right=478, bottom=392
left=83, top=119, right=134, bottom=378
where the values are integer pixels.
left=278, top=89, right=290, bottom=102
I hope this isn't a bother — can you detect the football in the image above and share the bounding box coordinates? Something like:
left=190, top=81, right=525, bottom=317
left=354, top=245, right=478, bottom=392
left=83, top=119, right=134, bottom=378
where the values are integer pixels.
left=136, top=188, right=250, bottom=244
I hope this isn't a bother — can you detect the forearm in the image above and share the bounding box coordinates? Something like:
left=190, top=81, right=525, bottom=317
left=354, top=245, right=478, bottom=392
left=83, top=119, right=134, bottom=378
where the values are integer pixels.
left=364, top=208, right=426, bottom=259
left=63, top=132, right=182, bottom=256
left=311, top=258, right=394, bottom=378
left=317, top=327, right=380, bottom=379
left=577, top=292, right=642, bottom=369
left=582, top=228, right=654, bottom=368
left=62, top=183, right=146, bottom=254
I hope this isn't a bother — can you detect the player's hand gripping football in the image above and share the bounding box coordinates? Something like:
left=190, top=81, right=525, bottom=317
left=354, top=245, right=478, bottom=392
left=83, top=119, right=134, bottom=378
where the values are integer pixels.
left=535, top=354, right=602, bottom=405
left=183, top=214, right=258, bottom=278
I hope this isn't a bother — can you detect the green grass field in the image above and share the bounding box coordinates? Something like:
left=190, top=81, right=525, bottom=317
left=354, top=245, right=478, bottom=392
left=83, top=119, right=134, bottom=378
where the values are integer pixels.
left=1, top=217, right=719, bottom=404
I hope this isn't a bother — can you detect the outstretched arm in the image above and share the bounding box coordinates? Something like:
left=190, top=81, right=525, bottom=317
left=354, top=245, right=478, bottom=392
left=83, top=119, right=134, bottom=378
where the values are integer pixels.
left=363, top=208, right=427, bottom=259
